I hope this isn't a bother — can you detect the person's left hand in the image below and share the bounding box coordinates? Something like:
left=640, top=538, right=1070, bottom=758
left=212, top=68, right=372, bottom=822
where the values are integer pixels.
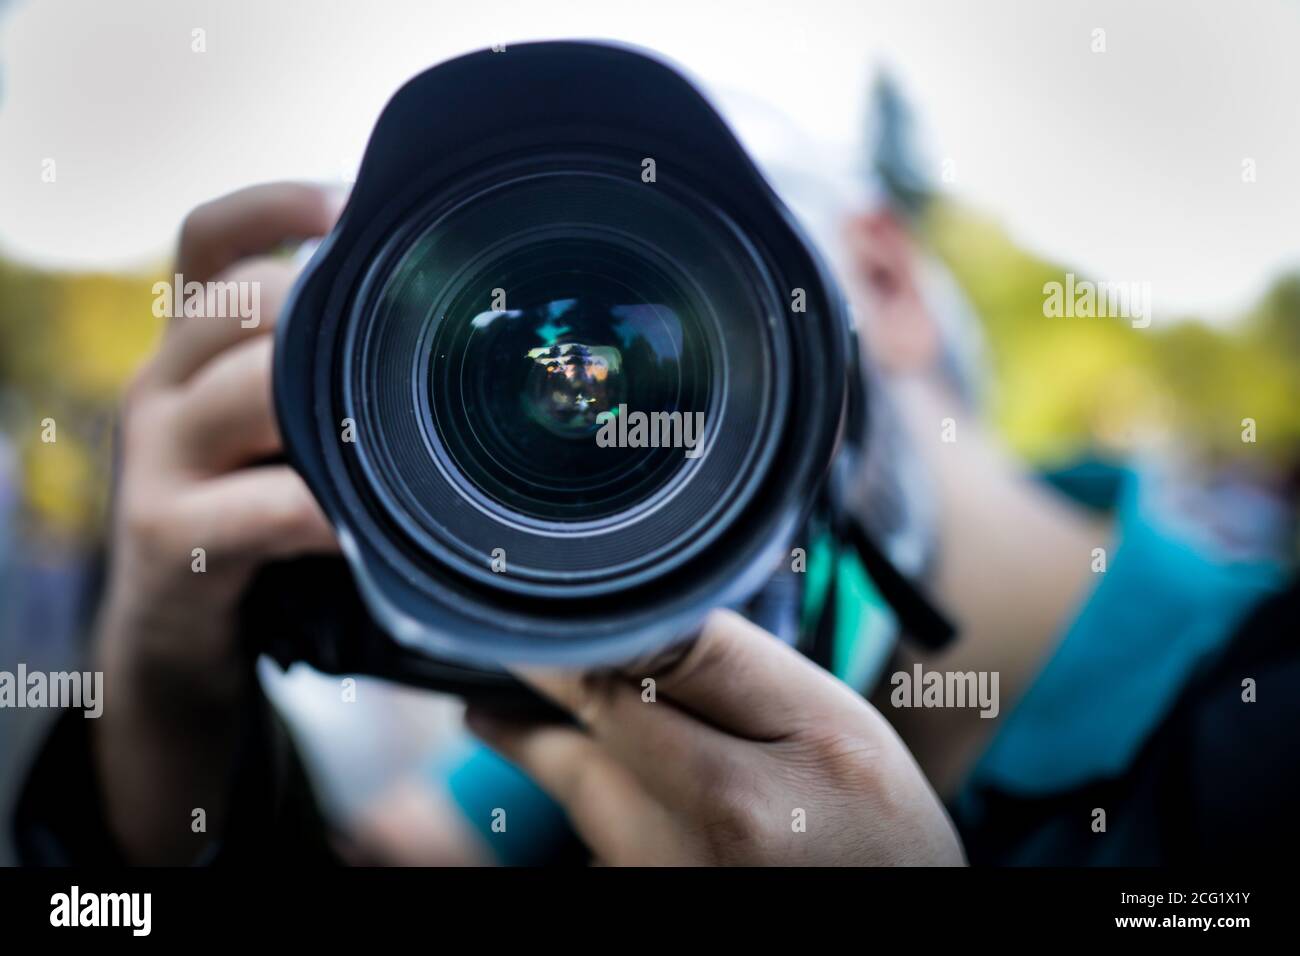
left=466, top=609, right=965, bottom=866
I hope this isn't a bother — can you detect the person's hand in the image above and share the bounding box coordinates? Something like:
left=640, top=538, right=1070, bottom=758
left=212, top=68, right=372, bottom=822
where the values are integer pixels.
left=466, top=610, right=965, bottom=866
left=94, top=183, right=341, bottom=862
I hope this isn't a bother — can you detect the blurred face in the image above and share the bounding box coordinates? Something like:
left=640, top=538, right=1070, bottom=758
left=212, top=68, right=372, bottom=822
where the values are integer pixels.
left=842, top=209, right=942, bottom=379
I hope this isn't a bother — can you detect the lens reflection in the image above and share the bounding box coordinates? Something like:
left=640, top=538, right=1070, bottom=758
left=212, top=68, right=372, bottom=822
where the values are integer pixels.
left=494, top=299, right=626, bottom=440
left=426, top=245, right=709, bottom=520
left=352, top=169, right=783, bottom=566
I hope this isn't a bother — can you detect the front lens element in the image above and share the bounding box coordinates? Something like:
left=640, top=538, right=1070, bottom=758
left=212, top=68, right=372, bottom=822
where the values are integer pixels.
left=345, top=165, right=786, bottom=583
left=424, top=234, right=710, bottom=520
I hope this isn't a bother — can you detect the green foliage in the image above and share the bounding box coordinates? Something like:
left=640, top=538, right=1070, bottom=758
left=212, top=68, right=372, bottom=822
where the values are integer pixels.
left=0, top=258, right=162, bottom=533
left=924, top=201, right=1300, bottom=468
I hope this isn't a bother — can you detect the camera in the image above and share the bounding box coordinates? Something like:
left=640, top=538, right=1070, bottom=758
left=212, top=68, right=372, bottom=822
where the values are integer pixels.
left=240, top=40, right=951, bottom=702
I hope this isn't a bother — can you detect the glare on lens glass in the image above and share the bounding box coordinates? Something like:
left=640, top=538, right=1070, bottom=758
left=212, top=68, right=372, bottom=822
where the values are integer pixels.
left=524, top=341, right=624, bottom=439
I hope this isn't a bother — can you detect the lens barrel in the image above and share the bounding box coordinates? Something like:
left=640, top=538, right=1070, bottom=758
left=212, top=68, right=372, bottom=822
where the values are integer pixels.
left=275, top=41, right=853, bottom=669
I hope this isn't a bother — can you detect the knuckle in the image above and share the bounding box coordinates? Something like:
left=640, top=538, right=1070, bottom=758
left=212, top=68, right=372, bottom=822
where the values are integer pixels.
left=266, top=485, right=328, bottom=553
left=120, top=357, right=170, bottom=417
left=690, top=744, right=745, bottom=798
left=572, top=674, right=619, bottom=728
left=661, top=616, right=741, bottom=689
left=289, top=183, right=337, bottom=234
left=795, top=728, right=886, bottom=794
left=178, top=201, right=218, bottom=257
left=267, top=486, right=312, bottom=534
left=121, top=494, right=176, bottom=553
left=696, top=786, right=769, bottom=862
left=121, top=369, right=151, bottom=410
left=118, top=389, right=172, bottom=458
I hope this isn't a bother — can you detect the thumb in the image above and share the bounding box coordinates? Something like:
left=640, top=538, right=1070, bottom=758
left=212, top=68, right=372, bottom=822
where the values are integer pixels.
left=649, top=609, right=869, bottom=741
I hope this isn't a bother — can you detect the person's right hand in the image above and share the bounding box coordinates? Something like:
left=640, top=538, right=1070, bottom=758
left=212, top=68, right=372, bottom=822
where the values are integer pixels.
left=470, top=610, right=966, bottom=866
left=93, top=183, right=341, bottom=863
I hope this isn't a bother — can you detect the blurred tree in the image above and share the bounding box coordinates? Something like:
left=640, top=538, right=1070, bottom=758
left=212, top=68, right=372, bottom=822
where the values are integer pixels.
left=924, top=200, right=1300, bottom=471
left=0, top=259, right=161, bottom=537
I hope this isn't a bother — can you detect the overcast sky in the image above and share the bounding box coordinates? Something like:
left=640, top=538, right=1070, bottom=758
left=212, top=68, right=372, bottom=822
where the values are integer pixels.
left=1, top=0, right=1297, bottom=323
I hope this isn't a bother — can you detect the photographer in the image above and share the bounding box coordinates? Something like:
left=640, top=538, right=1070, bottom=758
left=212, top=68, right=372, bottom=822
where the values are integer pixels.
left=19, top=168, right=1295, bottom=868
left=14, top=182, right=964, bottom=866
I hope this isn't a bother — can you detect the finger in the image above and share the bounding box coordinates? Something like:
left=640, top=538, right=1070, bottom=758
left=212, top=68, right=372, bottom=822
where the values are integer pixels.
left=168, top=335, right=278, bottom=473
left=647, top=608, right=869, bottom=741
left=510, top=667, right=741, bottom=812
left=466, top=710, right=680, bottom=865
left=175, top=465, right=337, bottom=564
left=148, top=257, right=296, bottom=388
left=176, top=181, right=341, bottom=284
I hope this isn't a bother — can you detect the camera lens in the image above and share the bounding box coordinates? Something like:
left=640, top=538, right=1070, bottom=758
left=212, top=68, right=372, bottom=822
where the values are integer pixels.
left=339, top=162, right=789, bottom=591
left=274, top=42, right=856, bottom=669
left=420, top=232, right=711, bottom=521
